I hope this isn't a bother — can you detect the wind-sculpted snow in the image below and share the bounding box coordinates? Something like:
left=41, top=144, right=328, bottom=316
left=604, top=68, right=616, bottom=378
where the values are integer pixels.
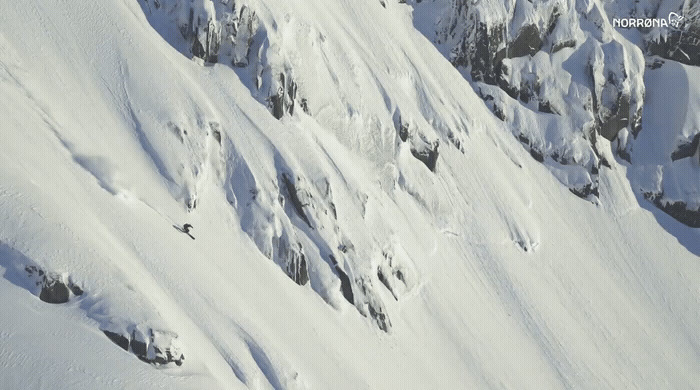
left=410, top=0, right=647, bottom=201
left=140, top=0, right=307, bottom=120
left=137, top=0, right=483, bottom=330
left=409, top=0, right=700, bottom=225
left=0, top=0, right=699, bottom=389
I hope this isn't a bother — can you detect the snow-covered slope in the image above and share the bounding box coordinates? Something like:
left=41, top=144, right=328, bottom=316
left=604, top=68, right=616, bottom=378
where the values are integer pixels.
left=0, top=0, right=698, bottom=389
left=411, top=0, right=700, bottom=220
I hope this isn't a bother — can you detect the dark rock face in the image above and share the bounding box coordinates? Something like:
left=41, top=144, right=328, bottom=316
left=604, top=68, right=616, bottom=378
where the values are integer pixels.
left=104, top=330, right=130, bottom=351
left=130, top=335, right=148, bottom=357
left=671, top=133, right=700, bottom=161
left=330, top=251, right=394, bottom=333
left=469, top=22, right=506, bottom=84
left=589, top=56, right=634, bottom=142
left=357, top=278, right=391, bottom=333
left=142, top=1, right=311, bottom=120
left=394, top=113, right=410, bottom=143
left=396, top=110, right=439, bottom=171
left=517, top=133, right=545, bottom=163
left=551, top=39, right=576, bottom=53
left=24, top=266, right=83, bottom=304
left=645, top=7, right=700, bottom=68
left=211, top=126, right=222, bottom=145
left=529, top=148, right=545, bottom=163
left=328, top=252, right=392, bottom=332
left=367, top=302, right=390, bottom=332
left=436, top=0, right=645, bottom=203
left=103, top=328, right=184, bottom=366
left=410, top=141, right=439, bottom=172
left=443, top=6, right=550, bottom=86
left=69, top=284, right=84, bottom=296
left=587, top=39, right=644, bottom=143
left=152, top=0, right=256, bottom=66
left=570, top=183, right=600, bottom=199
left=300, top=98, right=310, bottom=114
left=599, top=93, right=631, bottom=141
left=517, top=130, right=602, bottom=200
left=617, top=147, right=632, bottom=163
left=377, top=252, right=411, bottom=301
left=279, top=237, right=309, bottom=286
left=231, top=5, right=256, bottom=67
left=39, top=279, right=70, bottom=304
left=646, top=32, right=700, bottom=66
left=330, top=255, right=354, bottom=304
left=152, top=345, right=183, bottom=365
left=181, top=7, right=221, bottom=63
left=282, top=173, right=313, bottom=228
left=508, top=24, right=543, bottom=58
left=270, top=73, right=299, bottom=119
left=377, top=269, right=394, bottom=299
left=286, top=252, right=309, bottom=286
left=645, top=192, right=700, bottom=228
left=538, top=100, right=556, bottom=114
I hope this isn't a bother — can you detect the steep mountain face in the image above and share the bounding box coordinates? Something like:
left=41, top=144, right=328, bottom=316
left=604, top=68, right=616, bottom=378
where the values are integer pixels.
left=137, top=0, right=476, bottom=332
left=0, top=0, right=699, bottom=389
left=624, top=0, right=700, bottom=65
left=141, top=0, right=308, bottom=119
left=410, top=0, right=699, bottom=224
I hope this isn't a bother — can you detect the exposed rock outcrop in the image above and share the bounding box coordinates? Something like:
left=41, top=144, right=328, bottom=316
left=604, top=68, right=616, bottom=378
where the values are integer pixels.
left=356, top=278, right=391, bottom=333
left=278, top=235, right=309, bottom=286
left=671, top=133, right=700, bottom=161
left=377, top=246, right=416, bottom=301
left=24, top=266, right=83, bottom=304
left=270, top=73, right=299, bottom=119
left=103, top=326, right=185, bottom=366
left=141, top=1, right=311, bottom=120
left=645, top=192, right=700, bottom=228
left=330, top=255, right=355, bottom=305
left=282, top=173, right=313, bottom=229
left=231, top=5, right=256, bottom=67
left=588, top=41, right=644, bottom=141
left=395, top=114, right=439, bottom=172
left=410, top=140, right=439, bottom=172
left=434, top=0, right=644, bottom=201
left=141, top=0, right=256, bottom=65
left=642, top=1, right=700, bottom=66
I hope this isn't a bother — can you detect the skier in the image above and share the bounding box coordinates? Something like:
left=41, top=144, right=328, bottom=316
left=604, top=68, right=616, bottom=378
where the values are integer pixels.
left=174, top=223, right=195, bottom=240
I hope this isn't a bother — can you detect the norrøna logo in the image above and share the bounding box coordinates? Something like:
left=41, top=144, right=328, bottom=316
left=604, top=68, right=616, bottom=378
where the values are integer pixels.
left=613, top=12, right=685, bottom=28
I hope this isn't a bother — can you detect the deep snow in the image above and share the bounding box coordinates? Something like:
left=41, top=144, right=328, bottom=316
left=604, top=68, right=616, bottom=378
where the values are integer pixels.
left=0, top=0, right=698, bottom=389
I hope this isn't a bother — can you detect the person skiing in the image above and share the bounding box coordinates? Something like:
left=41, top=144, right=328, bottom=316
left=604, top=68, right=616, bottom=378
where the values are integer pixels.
left=174, top=223, right=195, bottom=240
left=182, top=224, right=194, bottom=240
